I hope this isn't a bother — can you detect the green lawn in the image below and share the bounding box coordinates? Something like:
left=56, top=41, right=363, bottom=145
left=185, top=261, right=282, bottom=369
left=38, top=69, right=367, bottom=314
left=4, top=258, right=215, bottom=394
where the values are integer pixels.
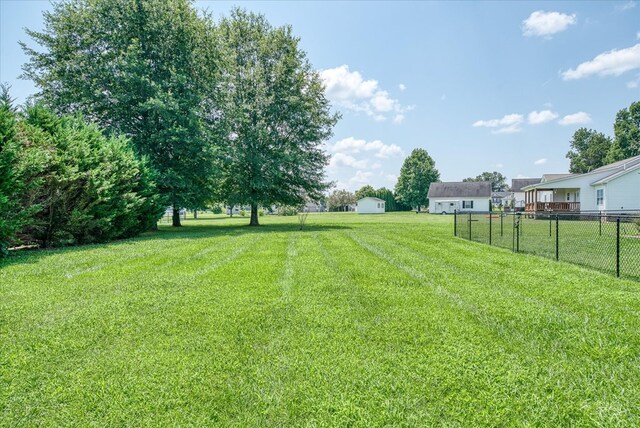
left=457, top=212, right=640, bottom=280
left=2, top=212, right=640, bottom=426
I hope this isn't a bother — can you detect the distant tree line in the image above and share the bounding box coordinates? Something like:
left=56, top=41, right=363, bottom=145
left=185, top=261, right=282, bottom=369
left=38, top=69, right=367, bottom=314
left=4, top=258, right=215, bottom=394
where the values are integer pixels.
left=566, top=101, right=640, bottom=173
left=1, top=0, right=338, bottom=254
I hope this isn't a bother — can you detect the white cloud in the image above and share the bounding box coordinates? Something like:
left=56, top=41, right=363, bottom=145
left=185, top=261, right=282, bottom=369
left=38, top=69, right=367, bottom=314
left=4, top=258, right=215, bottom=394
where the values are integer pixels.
left=617, top=1, right=636, bottom=11
left=528, top=110, right=559, bottom=124
left=473, top=113, right=524, bottom=128
left=393, top=114, right=405, bottom=124
left=534, top=158, right=548, bottom=165
left=329, top=153, right=369, bottom=169
left=492, top=124, right=523, bottom=134
left=349, top=170, right=374, bottom=185
left=473, top=113, right=524, bottom=134
left=329, top=137, right=404, bottom=159
left=516, top=174, right=529, bottom=179
left=637, top=31, right=640, bottom=40
left=562, top=43, right=640, bottom=80
left=495, top=163, right=504, bottom=169
left=628, top=74, right=640, bottom=88
left=522, top=10, right=576, bottom=38
left=386, top=174, right=398, bottom=184
left=558, top=112, right=591, bottom=125
left=320, top=65, right=412, bottom=122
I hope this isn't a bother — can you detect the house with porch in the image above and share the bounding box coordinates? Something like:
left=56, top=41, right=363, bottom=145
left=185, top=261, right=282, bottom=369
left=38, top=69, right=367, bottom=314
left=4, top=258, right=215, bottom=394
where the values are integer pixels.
left=521, top=155, right=640, bottom=212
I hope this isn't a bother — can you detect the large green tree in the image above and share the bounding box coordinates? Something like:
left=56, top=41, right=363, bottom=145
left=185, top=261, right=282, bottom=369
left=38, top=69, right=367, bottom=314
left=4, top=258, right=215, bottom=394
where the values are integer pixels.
left=566, top=128, right=613, bottom=173
left=0, top=86, right=24, bottom=255
left=217, top=9, right=338, bottom=226
left=355, top=185, right=376, bottom=200
left=21, top=0, right=222, bottom=226
left=327, top=189, right=356, bottom=212
left=463, top=171, right=508, bottom=192
left=607, top=101, right=640, bottom=163
left=394, top=148, right=440, bottom=211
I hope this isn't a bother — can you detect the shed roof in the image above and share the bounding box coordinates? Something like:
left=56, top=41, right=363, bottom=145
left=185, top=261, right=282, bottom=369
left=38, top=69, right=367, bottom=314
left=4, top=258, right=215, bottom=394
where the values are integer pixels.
left=511, top=178, right=541, bottom=192
left=428, top=181, right=492, bottom=198
left=357, top=197, right=385, bottom=202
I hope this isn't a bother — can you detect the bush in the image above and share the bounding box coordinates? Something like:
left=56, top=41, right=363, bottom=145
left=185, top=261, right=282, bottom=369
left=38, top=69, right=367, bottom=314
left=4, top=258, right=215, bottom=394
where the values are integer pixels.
left=258, top=208, right=265, bottom=217
left=240, top=209, right=246, bottom=217
left=1, top=100, right=165, bottom=251
left=278, top=206, right=298, bottom=216
left=0, top=86, right=25, bottom=255
left=212, top=205, right=223, bottom=214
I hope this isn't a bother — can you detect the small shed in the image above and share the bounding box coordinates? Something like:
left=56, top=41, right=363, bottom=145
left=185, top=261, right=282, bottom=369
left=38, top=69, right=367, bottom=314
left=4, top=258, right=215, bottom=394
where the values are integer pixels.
left=356, top=197, right=386, bottom=214
left=427, top=181, right=492, bottom=213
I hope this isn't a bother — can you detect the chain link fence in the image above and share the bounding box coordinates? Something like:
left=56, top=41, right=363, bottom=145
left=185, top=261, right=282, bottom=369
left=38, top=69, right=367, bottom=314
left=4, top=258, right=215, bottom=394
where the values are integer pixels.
left=454, top=211, right=640, bottom=281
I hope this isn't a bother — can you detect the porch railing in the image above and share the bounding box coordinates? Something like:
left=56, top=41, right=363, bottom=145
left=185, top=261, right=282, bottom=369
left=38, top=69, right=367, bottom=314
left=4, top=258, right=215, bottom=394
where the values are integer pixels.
left=525, top=202, right=580, bottom=212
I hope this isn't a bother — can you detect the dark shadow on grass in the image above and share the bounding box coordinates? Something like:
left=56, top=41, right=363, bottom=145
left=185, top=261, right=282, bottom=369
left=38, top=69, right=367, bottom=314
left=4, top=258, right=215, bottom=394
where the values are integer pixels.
left=0, top=222, right=351, bottom=269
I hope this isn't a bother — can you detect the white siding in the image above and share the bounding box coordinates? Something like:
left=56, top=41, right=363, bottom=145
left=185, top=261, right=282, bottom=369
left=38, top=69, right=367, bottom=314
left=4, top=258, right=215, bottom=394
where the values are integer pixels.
left=430, top=197, right=489, bottom=213
left=356, top=198, right=385, bottom=214
left=603, top=170, right=640, bottom=211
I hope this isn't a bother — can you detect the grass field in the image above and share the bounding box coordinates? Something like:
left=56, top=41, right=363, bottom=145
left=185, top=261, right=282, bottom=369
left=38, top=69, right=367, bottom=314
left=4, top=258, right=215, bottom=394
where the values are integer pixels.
left=2, top=212, right=640, bottom=426
left=457, top=212, right=640, bottom=280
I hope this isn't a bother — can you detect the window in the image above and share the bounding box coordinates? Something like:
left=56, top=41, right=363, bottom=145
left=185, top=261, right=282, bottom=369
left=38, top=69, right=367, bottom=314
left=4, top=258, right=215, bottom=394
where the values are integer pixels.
left=377, top=203, right=380, bottom=208
left=596, top=189, right=604, bottom=205
left=567, top=192, right=571, bottom=201
left=462, top=200, right=474, bottom=209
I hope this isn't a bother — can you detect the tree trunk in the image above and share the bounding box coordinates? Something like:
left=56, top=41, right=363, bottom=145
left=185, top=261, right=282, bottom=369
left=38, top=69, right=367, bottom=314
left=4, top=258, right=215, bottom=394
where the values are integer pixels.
left=172, top=203, right=181, bottom=227
left=193, top=210, right=198, bottom=219
left=249, top=203, right=259, bottom=226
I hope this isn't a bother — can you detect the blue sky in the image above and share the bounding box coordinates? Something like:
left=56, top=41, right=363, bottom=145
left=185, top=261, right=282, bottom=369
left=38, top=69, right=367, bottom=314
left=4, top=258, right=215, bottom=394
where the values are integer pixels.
left=2, top=1, right=640, bottom=191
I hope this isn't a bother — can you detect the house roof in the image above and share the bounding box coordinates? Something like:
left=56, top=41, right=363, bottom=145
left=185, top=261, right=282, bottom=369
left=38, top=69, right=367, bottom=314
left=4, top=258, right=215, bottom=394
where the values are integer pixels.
left=357, top=197, right=385, bottom=202
left=491, top=191, right=511, bottom=198
left=428, top=181, right=492, bottom=198
left=511, top=178, right=541, bottom=192
left=542, top=173, right=575, bottom=182
left=522, top=154, right=640, bottom=191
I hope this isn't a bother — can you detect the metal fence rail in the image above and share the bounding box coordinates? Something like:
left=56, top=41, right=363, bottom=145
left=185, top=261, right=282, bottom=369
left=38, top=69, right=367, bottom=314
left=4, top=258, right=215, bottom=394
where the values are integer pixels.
left=454, top=210, right=640, bottom=281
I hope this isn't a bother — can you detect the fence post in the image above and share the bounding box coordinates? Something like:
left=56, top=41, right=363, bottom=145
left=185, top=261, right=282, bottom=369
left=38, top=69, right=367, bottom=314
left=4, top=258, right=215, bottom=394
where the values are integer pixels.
left=599, top=211, right=602, bottom=237
left=468, top=212, right=472, bottom=241
left=616, top=218, right=621, bottom=277
left=549, top=215, right=552, bottom=237
left=500, top=213, right=504, bottom=237
left=555, top=214, right=559, bottom=261
left=512, top=213, right=516, bottom=252
left=454, top=210, right=457, bottom=237
left=516, top=212, right=520, bottom=252
left=489, top=211, right=492, bottom=245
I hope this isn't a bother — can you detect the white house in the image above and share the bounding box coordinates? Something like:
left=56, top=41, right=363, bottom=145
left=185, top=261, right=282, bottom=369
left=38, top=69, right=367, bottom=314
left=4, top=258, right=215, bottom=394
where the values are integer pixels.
left=511, top=178, right=541, bottom=209
left=427, top=181, right=492, bottom=213
left=356, top=197, right=385, bottom=214
left=521, top=155, right=640, bottom=212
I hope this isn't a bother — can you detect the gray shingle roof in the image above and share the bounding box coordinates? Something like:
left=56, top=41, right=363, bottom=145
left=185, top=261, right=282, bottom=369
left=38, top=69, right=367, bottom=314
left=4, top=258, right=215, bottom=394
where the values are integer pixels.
left=511, top=178, right=541, bottom=192
left=427, top=181, right=492, bottom=198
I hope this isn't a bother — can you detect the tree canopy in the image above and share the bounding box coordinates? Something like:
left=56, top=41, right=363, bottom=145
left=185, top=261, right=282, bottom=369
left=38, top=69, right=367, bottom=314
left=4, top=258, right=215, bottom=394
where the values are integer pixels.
left=607, top=101, right=640, bottom=163
left=463, top=171, right=508, bottom=192
left=216, top=9, right=338, bottom=226
left=394, top=148, right=440, bottom=211
left=355, top=185, right=376, bottom=200
left=21, top=0, right=223, bottom=226
left=327, top=189, right=356, bottom=212
left=566, top=128, right=613, bottom=173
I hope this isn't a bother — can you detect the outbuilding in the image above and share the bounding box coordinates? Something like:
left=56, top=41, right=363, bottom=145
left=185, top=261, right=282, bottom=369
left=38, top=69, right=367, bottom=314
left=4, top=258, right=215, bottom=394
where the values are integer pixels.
left=427, top=181, right=492, bottom=214
left=356, top=197, right=386, bottom=214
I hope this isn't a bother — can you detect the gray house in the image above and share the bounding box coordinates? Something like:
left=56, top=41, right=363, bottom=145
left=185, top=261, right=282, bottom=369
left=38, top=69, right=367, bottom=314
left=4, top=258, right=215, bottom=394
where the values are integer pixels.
left=428, top=181, right=492, bottom=213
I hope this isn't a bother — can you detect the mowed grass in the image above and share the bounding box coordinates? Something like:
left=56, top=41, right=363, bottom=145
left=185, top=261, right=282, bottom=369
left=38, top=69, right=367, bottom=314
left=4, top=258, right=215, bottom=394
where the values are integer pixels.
left=2, top=212, right=640, bottom=426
